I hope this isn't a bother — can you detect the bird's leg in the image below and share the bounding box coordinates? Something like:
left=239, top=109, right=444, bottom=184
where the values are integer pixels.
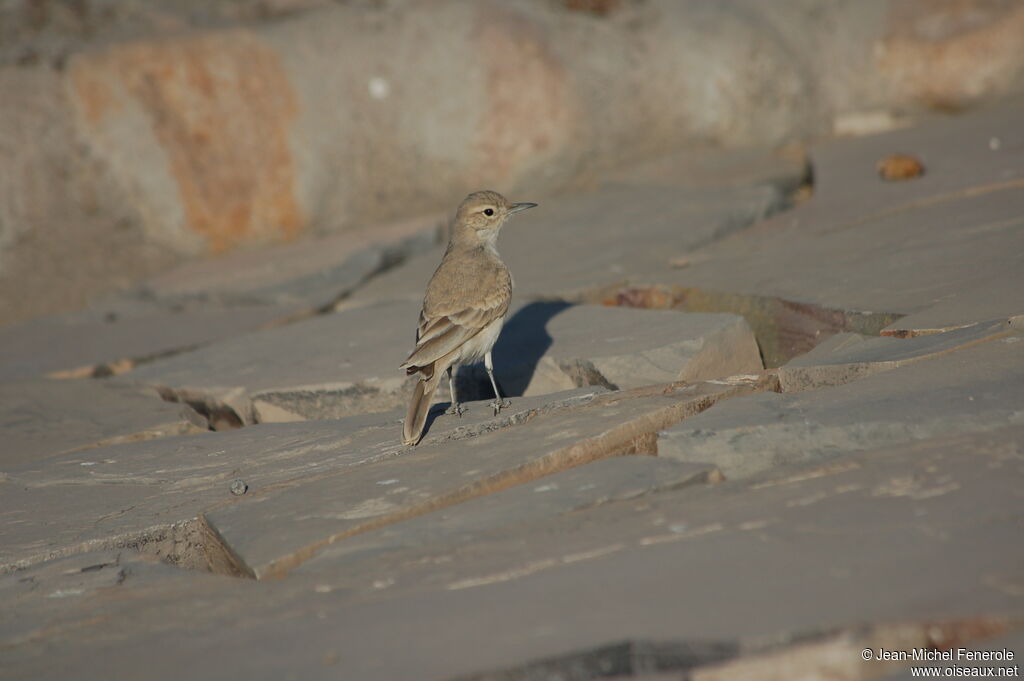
left=444, top=365, right=465, bottom=416
left=484, top=351, right=510, bottom=415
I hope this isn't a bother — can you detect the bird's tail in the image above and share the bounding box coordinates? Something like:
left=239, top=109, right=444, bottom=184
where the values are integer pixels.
left=403, top=363, right=442, bottom=446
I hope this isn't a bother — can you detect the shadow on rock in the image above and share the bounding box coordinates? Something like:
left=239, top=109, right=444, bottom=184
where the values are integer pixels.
left=490, top=301, right=574, bottom=398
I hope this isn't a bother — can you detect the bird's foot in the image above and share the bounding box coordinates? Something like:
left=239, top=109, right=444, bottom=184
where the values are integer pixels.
left=445, top=403, right=466, bottom=417
left=490, top=398, right=511, bottom=416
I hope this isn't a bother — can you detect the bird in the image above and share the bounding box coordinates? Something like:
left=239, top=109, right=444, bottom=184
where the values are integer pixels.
left=400, top=190, right=537, bottom=446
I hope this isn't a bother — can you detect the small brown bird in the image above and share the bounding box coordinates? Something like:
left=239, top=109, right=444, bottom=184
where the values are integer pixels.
left=400, top=190, right=537, bottom=445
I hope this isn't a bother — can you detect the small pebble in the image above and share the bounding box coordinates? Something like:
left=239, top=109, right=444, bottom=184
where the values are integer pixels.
left=230, top=479, right=248, bottom=496
left=877, top=153, right=925, bottom=181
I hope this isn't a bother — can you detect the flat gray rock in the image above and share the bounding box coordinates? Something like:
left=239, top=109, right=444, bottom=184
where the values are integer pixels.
left=139, top=213, right=440, bottom=309
left=642, top=99, right=1024, bottom=335
left=342, top=181, right=789, bottom=309
left=777, top=318, right=1016, bottom=391
left=119, top=300, right=761, bottom=424
left=119, top=299, right=423, bottom=424
left=339, top=102, right=1024, bottom=369
left=294, top=455, right=721, bottom=585
left=0, top=298, right=303, bottom=382
left=0, top=387, right=617, bottom=572
left=1, top=415, right=393, bottom=572
left=660, top=182, right=1024, bottom=322
left=0, top=380, right=206, bottom=469
left=808, top=100, right=1024, bottom=224
left=0, top=214, right=437, bottom=382
left=659, top=335, right=1024, bottom=479
left=0, top=549, right=201, bottom=648
left=882, top=279, right=1024, bottom=337
left=4, top=425, right=1019, bottom=681
left=601, top=144, right=808, bottom=197
left=287, top=426, right=1024, bottom=680
left=493, top=303, right=762, bottom=396
left=201, top=376, right=772, bottom=579
left=3, top=100, right=1023, bottom=681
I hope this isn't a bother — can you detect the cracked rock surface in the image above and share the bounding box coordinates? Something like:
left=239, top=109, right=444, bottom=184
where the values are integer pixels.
left=2, top=98, right=1023, bottom=681
left=1, top=380, right=207, bottom=468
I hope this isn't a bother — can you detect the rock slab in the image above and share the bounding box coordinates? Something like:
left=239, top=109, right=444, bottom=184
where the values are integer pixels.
left=120, top=300, right=762, bottom=424
left=659, top=336, right=1024, bottom=479
left=0, top=380, right=206, bottom=469
left=202, top=375, right=773, bottom=579
left=493, top=302, right=763, bottom=396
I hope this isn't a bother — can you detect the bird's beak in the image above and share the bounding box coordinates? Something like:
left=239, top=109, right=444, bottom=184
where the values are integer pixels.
left=509, top=202, right=538, bottom=215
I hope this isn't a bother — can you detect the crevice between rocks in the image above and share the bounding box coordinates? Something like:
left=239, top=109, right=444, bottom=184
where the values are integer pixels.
left=45, top=227, right=441, bottom=383
left=450, top=639, right=739, bottom=681
left=154, top=386, right=247, bottom=431
left=447, top=616, right=1018, bottom=681
left=776, top=320, right=1021, bottom=394
left=573, top=284, right=903, bottom=369
left=48, top=343, right=204, bottom=380
left=0, top=518, right=251, bottom=579
left=112, top=518, right=253, bottom=577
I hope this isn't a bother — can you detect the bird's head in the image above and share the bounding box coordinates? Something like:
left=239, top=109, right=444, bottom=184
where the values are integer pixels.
left=454, top=190, right=537, bottom=237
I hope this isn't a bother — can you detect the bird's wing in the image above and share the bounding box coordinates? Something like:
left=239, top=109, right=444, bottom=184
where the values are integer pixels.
left=400, top=295, right=509, bottom=371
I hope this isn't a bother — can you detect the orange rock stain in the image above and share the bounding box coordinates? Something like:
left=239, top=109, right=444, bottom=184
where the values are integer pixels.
left=71, top=31, right=304, bottom=253
left=474, top=8, right=577, bottom=184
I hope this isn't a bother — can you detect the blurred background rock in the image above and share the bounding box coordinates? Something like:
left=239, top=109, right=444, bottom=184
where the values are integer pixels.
left=2, top=0, right=1023, bottom=326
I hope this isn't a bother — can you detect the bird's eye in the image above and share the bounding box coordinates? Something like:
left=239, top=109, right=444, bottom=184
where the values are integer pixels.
left=483, top=208, right=494, bottom=216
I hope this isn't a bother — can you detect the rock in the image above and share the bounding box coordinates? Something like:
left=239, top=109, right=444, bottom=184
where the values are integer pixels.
left=577, top=99, right=1024, bottom=367
left=876, top=153, right=925, bottom=181
left=664, top=179, right=1024, bottom=326
left=832, top=109, right=912, bottom=137
left=295, top=427, right=1024, bottom=680
left=66, top=29, right=306, bottom=256
left=117, top=300, right=424, bottom=424
left=345, top=100, right=1024, bottom=372
left=881, top=277, right=1024, bottom=337
left=494, top=303, right=762, bottom=396
left=810, top=98, right=1024, bottom=217
left=201, top=375, right=773, bottom=579
left=295, top=456, right=722, bottom=583
left=659, top=335, right=1024, bottom=479
left=137, top=212, right=441, bottom=310
left=603, top=145, right=809, bottom=197
left=0, top=298, right=303, bottom=382
left=3, top=48, right=1024, bottom=681
left=0, top=387, right=605, bottom=572
left=654, top=99, right=1024, bottom=322
left=5, top=3, right=1024, bottom=326
left=118, top=298, right=760, bottom=424
left=878, top=1, right=1024, bottom=111
left=0, top=549, right=197, bottom=649
left=4, top=425, right=1020, bottom=681
left=777, top=318, right=1015, bottom=392
left=0, top=380, right=206, bottom=469
left=0, top=65, right=179, bottom=328
left=343, top=180, right=792, bottom=310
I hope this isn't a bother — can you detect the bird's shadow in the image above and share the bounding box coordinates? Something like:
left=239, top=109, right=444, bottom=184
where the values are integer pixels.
left=422, top=301, right=573, bottom=432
